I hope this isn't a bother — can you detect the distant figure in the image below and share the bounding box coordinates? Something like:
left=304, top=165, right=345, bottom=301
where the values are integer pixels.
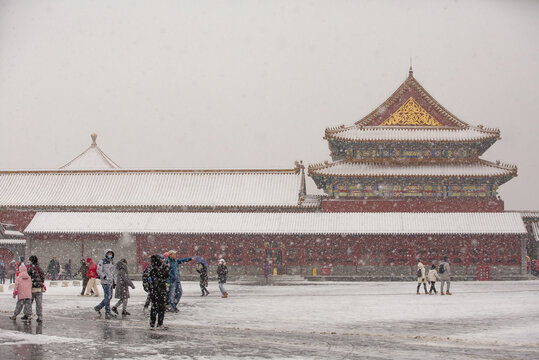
left=439, top=256, right=452, bottom=295
left=27, top=255, right=45, bottom=323
left=0, top=261, right=5, bottom=284
left=85, top=258, right=99, bottom=296
left=217, top=258, right=228, bottom=298
left=76, top=259, right=90, bottom=296
left=8, top=260, right=16, bottom=283
left=197, top=262, right=210, bottom=297
left=148, top=254, right=170, bottom=329
left=416, top=261, right=428, bottom=295
left=10, top=263, right=32, bottom=321
left=65, top=259, right=72, bottom=280
left=263, top=261, right=271, bottom=284
left=427, top=264, right=441, bottom=295
left=48, top=257, right=59, bottom=281
left=112, top=259, right=135, bottom=316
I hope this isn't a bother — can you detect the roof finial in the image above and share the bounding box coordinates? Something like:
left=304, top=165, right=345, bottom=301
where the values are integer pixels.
left=91, top=133, right=97, bottom=146
left=409, top=57, right=413, bottom=76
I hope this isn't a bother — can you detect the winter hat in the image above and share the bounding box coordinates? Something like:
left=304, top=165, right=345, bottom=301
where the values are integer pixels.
left=431, top=264, right=436, bottom=269
left=86, top=258, right=92, bottom=263
left=219, top=258, right=225, bottom=264
left=120, top=258, right=127, bottom=264
left=164, top=252, right=169, bottom=258
left=29, top=255, right=38, bottom=264
left=151, top=254, right=162, bottom=266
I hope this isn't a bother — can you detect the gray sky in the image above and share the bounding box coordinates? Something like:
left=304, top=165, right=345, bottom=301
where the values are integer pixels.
left=0, top=0, right=537, bottom=210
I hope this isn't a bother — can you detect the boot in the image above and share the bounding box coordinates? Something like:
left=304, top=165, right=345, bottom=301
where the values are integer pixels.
left=9, top=315, right=16, bottom=320
left=446, top=291, right=452, bottom=295
left=122, top=310, right=130, bottom=316
left=112, top=306, right=118, bottom=314
left=21, top=315, right=31, bottom=321
left=416, top=291, right=420, bottom=295
left=222, top=292, right=228, bottom=298
left=440, top=292, right=445, bottom=295
left=105, top=312, right=116, bottom=320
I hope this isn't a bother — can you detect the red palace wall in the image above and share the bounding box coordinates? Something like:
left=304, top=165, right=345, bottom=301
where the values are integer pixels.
left=0, top=210, right=36, bottom=231
left=321, top=199, right=505, bottom=213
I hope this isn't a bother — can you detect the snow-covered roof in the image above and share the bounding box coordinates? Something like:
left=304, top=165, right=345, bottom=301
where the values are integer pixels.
left=0, top=239, right=26, bottom=245
left=309, top=160, right=517, bottom=178
left=60, top=134, right=120, bottom=170
left=531, top=222, right=539, bottom=242
left=24, top=212, right=527, bottom=235
left=0, top=167, right=310, bottom=208
left=325, top=126, right=499, bottom=143
left=518, top=211, right=539, bottom=219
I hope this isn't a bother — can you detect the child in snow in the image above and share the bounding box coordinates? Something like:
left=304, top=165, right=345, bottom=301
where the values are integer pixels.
left=10, top=263, right=33, bottom=321
left=416, top=261, right=428, bottom=295
left=217, top=259, right=228, bottom=298
left=197, top=262, right=209, bottom=296
left=148, top=254, right=170, bottom=329
left=112, top=259, right=135, bottom=316
left=427, top=264, right=441, bottom=294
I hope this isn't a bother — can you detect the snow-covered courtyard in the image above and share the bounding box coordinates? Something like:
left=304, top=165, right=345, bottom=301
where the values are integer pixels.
left=0, top=279, right=538, bottom=359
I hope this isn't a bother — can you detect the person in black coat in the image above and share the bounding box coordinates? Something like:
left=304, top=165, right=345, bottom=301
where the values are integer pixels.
left=196, top=262, right=210, bottom=296
left=76, top=259, right=90, bottom=296
left=148, top=255, right=170, bottom=329
left=27, top=255, right=45, bottom=322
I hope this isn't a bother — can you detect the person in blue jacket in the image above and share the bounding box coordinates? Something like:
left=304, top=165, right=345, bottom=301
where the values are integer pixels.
left=166, top=250, right=193, bottom=313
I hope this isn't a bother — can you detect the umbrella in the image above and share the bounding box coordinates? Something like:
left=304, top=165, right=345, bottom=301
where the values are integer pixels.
left=195, top=256, right=208, bottom=267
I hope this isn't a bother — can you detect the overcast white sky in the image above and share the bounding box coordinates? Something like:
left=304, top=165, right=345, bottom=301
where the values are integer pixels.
left=0, top=0, right=537, bottom=210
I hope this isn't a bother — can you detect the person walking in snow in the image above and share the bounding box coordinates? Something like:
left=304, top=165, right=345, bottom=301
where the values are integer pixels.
left=142, top=263, right=152, bottom=310
left=217, top=258, right=228, bottom=298
left=0, top=261, right=5, bottom=284
left=27, top=255, right=45, bottom=322
left=64, top=259, right=72, bottom=280
left=439, top=256, right=452, bottom=295
left=112, top=259, right=135, bottom=316
left=166, top=250, right=194, bottom=312
left=8, top=260, right=16, bottom=283
left=427, top=264, right=441, bottom=295
left=416, top=261, right=428, bottom=295
left=76, top=259, right=90, bottom=296
left=94, top=249, right=116, bottom=319
left=148, top=254, right=170, bottom=329
left=197, top=262, right=210, bottom=297
left=84, top=258, right=99, bottom=296
left=10, top=263, right=33, bottom=321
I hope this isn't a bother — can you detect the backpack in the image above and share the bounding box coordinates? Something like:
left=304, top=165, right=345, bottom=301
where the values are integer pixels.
left=438, top=264, right=445, bottom=274
left=142, top=266, right=151, bottom=292
left=416, top=268, right=422, bottom=277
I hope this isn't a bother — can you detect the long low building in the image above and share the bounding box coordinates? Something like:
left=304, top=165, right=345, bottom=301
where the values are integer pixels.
left=24, top=212, right=528, bottom=279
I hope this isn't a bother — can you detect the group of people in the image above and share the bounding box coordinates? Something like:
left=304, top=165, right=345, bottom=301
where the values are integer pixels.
left=416, top=256, right=452, bottom=295
left=46, top=257, right=73, bottom=281
left=8, top=255, right=45, bottom=322
left=526, top=256, right=539, bottom=276
left=0, top=260, right=18, bottom=284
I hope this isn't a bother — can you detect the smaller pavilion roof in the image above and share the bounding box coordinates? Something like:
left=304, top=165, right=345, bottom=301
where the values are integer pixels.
left=25, top=212, right=527, bottom=235
left=308, top=159, right=517, bottom=178
left=60, top=134, right=120, bottom=170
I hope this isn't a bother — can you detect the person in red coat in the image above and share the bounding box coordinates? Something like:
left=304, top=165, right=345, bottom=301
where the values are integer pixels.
left=84, top=258, right=100, bottom=296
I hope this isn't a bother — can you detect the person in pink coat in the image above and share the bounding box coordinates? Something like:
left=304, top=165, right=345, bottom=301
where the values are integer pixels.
left=10, top=263, right=33, bottom=321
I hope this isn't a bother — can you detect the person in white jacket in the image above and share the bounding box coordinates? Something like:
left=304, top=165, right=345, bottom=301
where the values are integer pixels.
left=416, top=261, right=428, bottom=295
left=427, top=264, right=441, bottom=294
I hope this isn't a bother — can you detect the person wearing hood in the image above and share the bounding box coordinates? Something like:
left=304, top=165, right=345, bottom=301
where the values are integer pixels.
left=94, top=249, right=116, bottom=319
left=112, top=259, right=135, bottom=316
left=27, top=255, right=45, bottom=322
left=148, top=254, right=170, bottom=329
left=217, top=258, right=228, bottom=298
left=10, top=263, right=32, bottom=321
left=416, top=261, right=428, bottom=295
left=8, top=260, right=16, bottom=283
left=0, top=261, right=5, bottom=284
left=85, top=258, right=99, bottom=296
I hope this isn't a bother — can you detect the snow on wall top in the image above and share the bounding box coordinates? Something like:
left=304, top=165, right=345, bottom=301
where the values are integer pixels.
left=309, top=160, right=516, bottom=178
left=0, top=168, right=308, bottom=208
left=25, top=212, right=527, bottom=235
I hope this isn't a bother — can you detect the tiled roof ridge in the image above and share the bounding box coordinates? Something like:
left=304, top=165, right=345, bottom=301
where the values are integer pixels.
left=0, top=167, right=303, bottom=175
left=60, top=134, right=120, bottom=170
left=307, top=158, right=517, bottom=178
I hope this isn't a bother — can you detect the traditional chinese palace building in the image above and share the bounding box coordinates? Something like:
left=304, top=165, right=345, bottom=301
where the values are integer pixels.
left=0, top=70, right=535, bottom=280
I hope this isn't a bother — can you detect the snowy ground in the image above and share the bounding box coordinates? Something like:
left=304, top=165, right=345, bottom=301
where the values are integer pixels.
left=0, top=279, right=538, bottom=359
